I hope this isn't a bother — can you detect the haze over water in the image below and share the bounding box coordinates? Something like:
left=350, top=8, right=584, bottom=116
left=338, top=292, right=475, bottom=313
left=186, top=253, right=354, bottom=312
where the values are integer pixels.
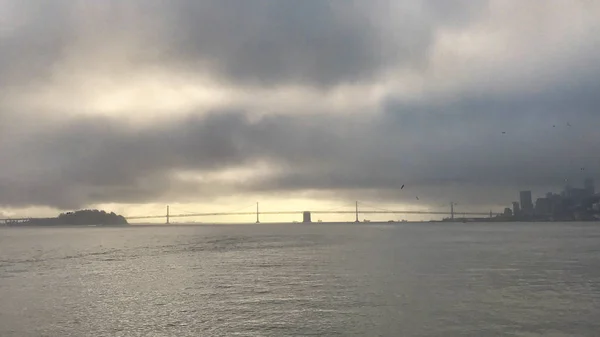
left=1, top=223, right=599, bottom=336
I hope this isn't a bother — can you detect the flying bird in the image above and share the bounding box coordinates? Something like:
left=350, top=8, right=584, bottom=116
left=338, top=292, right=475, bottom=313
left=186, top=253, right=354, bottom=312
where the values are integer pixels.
left=415, top=196, right=420, bottom=200
left=401, top=184, right=404, bottom=190
left=502, top=132, right=506, bottom=134
left=567, top=122, right=571, bottom=127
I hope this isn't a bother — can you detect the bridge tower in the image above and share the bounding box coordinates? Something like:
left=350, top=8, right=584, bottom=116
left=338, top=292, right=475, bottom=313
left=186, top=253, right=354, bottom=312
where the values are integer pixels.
left=450, top=202, right=455, bottom=221
left=303, top=211, right=312, bottom=223
left=355, top=201, right=359, bottom=222
left=166, top=205, right=170, bottom=224
left=256, top=202, right=260, bottom=223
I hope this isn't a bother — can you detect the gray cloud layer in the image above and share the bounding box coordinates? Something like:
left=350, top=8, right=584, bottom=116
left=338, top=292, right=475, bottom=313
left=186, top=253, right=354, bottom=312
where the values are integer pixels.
left=1, top=0, right=486, bottom=88
left=2, top=102, right=598, bottom=209
left=1, top=0, right=599, bottom=210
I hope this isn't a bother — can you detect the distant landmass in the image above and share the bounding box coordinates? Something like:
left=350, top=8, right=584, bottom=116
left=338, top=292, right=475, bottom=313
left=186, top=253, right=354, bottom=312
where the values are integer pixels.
left=25, top=210, right=128, bottom=226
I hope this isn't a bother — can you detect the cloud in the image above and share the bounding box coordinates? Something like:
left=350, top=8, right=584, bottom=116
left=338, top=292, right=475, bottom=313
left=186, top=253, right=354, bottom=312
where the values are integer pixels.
left=1, top=96, right=599, bottom=209
left=0, top=0, right=489, bottom=90
left=0, top=112, right=253, bottom=208
left=0, top=1, right=73, bottom=87
left=0, top=1, right=599, bottom=212
left=153, top=0, right=427, bottom=88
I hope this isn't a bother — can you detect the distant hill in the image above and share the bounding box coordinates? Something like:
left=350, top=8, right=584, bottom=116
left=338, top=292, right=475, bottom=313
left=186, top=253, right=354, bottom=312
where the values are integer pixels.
left=26, top=210, right=128, bottom=226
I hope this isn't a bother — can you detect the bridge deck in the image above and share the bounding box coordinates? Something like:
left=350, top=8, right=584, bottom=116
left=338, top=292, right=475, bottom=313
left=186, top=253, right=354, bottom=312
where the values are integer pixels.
left=125, top=210, right=498, bottom=220
left=2, top=209, right=499, bottom=223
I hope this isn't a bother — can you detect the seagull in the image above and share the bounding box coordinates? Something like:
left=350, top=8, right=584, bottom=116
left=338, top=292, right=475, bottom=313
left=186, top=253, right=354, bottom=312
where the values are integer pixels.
left=415, top=196, right=420, bottom=200
left=567, top=122, right=571, bottom=127
left=401, top=184, right=404, bottom=190
left=553, top=125, right=556, bottom=128
left=502, top=132, right=506, bottom=134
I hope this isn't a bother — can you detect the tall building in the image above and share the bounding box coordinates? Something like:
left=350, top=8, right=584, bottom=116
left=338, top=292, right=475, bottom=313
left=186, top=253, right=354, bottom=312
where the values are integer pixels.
left=562, top=184, right=572, bottom=198
left=512, top=202, right=520, bottom=215
left=584, top=178, right=595, bottom=196
left=535, top=198, right=551, bottom=216
left=520, top=191, right=533, bottom=213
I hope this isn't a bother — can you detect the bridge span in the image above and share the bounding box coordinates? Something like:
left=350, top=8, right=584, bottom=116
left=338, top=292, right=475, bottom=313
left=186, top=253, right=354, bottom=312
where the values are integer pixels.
left=1, top=202, right=499, bottom=225
left=125, top=202, right=499, bottom=224
left=126, top=210, right=497, bottom=221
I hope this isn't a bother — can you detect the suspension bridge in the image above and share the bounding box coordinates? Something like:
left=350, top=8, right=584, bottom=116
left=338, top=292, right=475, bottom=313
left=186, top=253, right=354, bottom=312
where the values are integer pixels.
left=126, top=201, right=498, bottom=224
left=0, top=202, right=499, bottom=225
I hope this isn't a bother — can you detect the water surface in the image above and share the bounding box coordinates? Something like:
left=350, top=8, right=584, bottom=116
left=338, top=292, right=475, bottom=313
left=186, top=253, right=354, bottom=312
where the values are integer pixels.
left=1, top=222, right=599, bottom=336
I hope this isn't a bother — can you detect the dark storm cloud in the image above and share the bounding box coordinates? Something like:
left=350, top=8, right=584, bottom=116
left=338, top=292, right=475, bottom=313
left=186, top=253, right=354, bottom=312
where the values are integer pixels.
left=0, top=112, right=255, bottom=208
left=0, top=109, right=366, bottom=208
left=0, top=1, right=73, bottom=87
left=155, top=0, right=491, bottom=87
left=156, top=0, right=429, bottom=87
left=0, top=0, right=488, bottom=89
left=2, top=79, right=599, bottom=209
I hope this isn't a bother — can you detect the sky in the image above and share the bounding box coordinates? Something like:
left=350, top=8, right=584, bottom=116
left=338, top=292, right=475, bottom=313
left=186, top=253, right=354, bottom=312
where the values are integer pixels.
left=1, top=0, right=599, bottom=222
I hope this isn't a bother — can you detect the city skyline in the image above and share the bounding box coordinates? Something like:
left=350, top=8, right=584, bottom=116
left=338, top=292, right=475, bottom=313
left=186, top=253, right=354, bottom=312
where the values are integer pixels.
left=1, top=1, right=600, bottom=221
left=503, top=177, right=599, bottom=221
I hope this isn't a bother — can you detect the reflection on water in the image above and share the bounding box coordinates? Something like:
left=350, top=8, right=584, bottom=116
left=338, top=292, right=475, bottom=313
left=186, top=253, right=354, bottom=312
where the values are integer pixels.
left=1, top=223, right=599, bottom=336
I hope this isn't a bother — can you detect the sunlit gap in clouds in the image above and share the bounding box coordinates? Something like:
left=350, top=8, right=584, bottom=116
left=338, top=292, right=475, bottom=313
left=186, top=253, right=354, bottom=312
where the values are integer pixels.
left=9, top=72, right=228, bottom=124
left=171, top=161, right=279, bottom=185
left=7, top=69, right=395, bottom=128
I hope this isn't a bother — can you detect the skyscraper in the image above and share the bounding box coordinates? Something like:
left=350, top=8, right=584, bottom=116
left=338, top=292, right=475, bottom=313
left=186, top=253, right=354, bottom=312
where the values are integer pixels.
left=563, top=184, right=572, bottom=198
left=512, top=202, right=520, bottom=216
left=535, top=198, right=551, bottom=216
left=584, top=178, right=595, bottom=196
left=520, top=191, right=533, bottom=213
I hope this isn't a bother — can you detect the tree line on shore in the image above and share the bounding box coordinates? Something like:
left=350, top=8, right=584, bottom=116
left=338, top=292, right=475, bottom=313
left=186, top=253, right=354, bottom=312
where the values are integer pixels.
left=25, top=209, right=128, bottom=226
